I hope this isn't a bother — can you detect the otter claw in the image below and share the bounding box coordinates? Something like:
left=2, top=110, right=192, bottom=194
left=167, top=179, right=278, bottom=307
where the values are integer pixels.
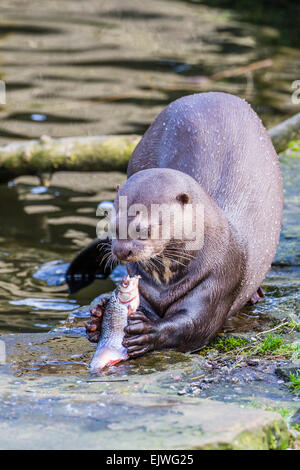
left=85, top=298, right=108, bottom=343
left=87, top=323, right=98, bottom=332
left=127, top=346, right=152, bottom=358
left=91, top=309, right=102, bottom=318
left=89, top=333, right=101, bottom=343
left=249, top=286, right=265, bottom=305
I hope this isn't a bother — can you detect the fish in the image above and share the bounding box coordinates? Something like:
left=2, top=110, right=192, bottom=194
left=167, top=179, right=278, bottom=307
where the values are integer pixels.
left=89, top=275, right=140, bottom=372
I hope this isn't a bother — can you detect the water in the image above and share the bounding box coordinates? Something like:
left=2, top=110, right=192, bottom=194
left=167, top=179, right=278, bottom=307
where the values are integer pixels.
left=0, top=0, right=300, bottom=147
left=0, top=1, right=299, bottom=338
left=0, top=171, right=126, bottom=333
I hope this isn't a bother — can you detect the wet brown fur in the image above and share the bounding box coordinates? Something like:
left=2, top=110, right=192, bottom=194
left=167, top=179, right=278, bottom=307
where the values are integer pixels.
left=87, top=92, right=283, bottom=356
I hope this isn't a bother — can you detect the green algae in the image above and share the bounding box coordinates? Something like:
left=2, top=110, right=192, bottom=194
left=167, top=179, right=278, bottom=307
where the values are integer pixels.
left=198, top=420, right=290, bottom=450
left=214, top=336, right=248, bottom=352
left=0, top=135, right=140, bottom=183
left=218, top=420, right=290, bottom=450
left=287, top=373, right=300, bottom=394
left=257, top=334, right=283, bottom=354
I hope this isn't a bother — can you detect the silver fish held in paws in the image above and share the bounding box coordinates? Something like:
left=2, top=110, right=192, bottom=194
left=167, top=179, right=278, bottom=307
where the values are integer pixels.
left=89, top=275, right=140, bottom=372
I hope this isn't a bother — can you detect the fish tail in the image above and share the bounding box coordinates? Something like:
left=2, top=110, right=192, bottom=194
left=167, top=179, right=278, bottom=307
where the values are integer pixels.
left=89, top=345, right=128, bottom=373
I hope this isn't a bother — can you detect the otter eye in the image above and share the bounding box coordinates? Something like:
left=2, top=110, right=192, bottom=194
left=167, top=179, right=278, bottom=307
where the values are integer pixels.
left=176, top=193, right=190, bottom=205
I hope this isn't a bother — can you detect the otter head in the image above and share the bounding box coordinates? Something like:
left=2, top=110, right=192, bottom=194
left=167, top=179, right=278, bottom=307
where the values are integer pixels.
left=110, top=168, right=202, bottom=264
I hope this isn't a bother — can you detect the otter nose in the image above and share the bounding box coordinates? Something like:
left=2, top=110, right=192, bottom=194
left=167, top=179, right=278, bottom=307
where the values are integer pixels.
left=112, top=244, right=133, bottom=261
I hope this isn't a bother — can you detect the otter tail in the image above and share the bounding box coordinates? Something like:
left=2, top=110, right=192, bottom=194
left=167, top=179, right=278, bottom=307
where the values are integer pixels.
left=66, top=237, right=112, bottom=293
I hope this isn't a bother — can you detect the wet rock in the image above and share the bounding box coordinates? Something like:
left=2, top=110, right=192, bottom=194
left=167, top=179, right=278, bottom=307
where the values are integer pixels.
left=247, top=359, right=259, bottom=367
left=290, top=409, right=300, bottom=425
left=0, top=368, right=291, bottom=450
left=275, top=361, right=300, bottom=381
left=0, top=332, right=293, bottom=449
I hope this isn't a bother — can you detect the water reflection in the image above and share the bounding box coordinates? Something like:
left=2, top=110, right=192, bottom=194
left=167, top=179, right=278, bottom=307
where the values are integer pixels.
left=0, top=0, right=299, bottom=145
left=0, top=171, right=125, bottom=333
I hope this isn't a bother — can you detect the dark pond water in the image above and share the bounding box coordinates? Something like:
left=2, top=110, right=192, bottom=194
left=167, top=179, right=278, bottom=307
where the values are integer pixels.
left=0, top=0, right=300, bottom=145
left=0, top=0, right=299, bottom=335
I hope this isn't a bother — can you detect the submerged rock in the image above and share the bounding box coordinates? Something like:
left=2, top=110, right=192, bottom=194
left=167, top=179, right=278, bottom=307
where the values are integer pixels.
left=275, top=361, right=300, bottom=381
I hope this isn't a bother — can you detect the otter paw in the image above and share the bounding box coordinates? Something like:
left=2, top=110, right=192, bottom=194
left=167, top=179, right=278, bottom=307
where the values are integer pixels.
left=84, top=296, right=109, bottom=343
left=249, top=286, right=265, bottom=305
left=123, top=311, right=158, bottom=358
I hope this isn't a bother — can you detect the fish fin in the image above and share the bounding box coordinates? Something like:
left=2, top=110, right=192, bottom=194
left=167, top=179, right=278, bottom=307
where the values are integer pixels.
left=107, top=359, right=122, bottom=367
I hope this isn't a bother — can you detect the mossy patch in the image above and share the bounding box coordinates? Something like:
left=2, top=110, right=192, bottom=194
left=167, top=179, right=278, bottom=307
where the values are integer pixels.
left=198, top=335, right=248, bottom=355
left=287, top=373, right=300, bottom=394
left=256, top=333, right=283, bottom=354
left=0, top=135, right=141, bottom=183
left=214, top=336, right=248, bottom=352
left=198, top=326, right=300, bottom=363
left=291, top=423, right=300, bottom=432
left=287, top=140, right=300, bottom=152
left=202, top=420, right=291, bottom=450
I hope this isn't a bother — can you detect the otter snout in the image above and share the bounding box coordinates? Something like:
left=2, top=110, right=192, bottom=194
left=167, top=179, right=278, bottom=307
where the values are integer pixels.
left=112, top=240, right=145, bottom=262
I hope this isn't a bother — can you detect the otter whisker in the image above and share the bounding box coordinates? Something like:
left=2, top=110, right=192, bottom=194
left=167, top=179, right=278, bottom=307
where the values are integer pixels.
left=111, top=255, right=119, bottom=271
left=164, top=251, right=195, bottom=262
left=101, top=251, right=113, bottom=265
left=167, top=242, right=196, bottom=254
left=164, top=248, right=195, bottom=257
left=104, top=254, right=112, bottom=272
left=165, top=244, right=196, bottom=255
left=148, top=258, right=161, bottom=271
left=139, top=259, right=155, bottom=274
left=163, top=254, right=187, bottom=268
left=165, top=251, right=195, bottom=258
left=104, top=251, right=119, bottom=273
left=151, top=256, right=165, bottom=268
left=96, top=240, right=111, bottom=251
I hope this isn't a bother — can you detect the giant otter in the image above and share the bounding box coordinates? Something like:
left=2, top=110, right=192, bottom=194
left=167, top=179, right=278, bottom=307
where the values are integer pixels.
left=68, top=92, right=283, bottom=357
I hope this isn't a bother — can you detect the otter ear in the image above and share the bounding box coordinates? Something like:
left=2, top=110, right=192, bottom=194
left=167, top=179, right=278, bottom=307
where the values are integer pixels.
left=176, top=193, right=190, bottom=205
